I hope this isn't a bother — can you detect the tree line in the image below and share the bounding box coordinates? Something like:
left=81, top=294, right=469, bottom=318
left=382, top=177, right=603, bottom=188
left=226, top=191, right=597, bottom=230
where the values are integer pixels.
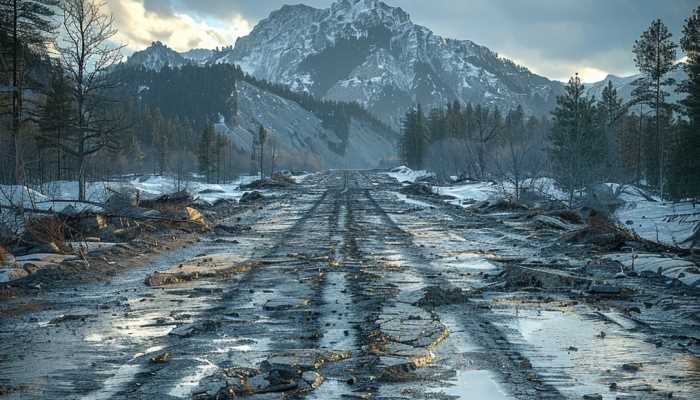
left=400, top=7, right=700, bottom=204
left=0, top=0, right=398, bottom=200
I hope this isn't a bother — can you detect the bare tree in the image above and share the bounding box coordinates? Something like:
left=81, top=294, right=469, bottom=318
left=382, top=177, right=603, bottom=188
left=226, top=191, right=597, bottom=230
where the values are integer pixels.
left=470, top=105, right=502, bottom=179
left=56, top=0, right=124, bottom=200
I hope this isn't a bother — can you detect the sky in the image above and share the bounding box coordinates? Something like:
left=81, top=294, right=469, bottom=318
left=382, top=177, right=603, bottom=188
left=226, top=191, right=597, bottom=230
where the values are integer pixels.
left=105, top=0, right=697, bottom=83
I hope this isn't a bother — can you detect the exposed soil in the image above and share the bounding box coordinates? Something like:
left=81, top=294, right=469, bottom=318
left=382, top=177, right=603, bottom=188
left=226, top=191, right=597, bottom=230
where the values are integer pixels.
left=0, top=171, right=698, bottom=400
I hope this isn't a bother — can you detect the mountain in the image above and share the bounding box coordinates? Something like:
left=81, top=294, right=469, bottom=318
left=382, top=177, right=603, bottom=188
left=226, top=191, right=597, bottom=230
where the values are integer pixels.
left=112, top=63, right=398, bottom=170
left=217, top=0, right=564, bottom=125
left=126, top=0, right=565, bottom=125
left=181, top=48, right=215, bottom=65
left=224, top=81, right=397, bottom=169
left=126, top=41, right=188, bottom=71
left=586, top=69, right=687, bottom=105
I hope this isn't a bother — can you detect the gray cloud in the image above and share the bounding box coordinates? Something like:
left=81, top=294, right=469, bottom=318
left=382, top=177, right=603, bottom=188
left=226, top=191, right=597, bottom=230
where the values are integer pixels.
left=117, top=0, right=698, bottom=81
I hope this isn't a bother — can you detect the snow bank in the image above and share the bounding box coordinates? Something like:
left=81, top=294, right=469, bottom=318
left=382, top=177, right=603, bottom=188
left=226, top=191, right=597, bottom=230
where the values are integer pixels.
left=0, top=175, right=259, bottom=214
left=613, top=185, right=698, bottom=248
left=433, top=182, right=499, bottom=205
left=385, top=166, right=434, bottom=183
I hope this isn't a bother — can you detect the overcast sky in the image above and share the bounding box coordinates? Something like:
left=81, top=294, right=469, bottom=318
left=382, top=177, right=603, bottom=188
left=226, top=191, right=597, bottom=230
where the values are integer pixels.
left=106, top=0, right=697, bottom=82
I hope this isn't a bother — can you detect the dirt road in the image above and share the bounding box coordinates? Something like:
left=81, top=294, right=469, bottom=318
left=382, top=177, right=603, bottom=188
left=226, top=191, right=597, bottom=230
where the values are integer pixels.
left=1, top=171, right=699, bottom=399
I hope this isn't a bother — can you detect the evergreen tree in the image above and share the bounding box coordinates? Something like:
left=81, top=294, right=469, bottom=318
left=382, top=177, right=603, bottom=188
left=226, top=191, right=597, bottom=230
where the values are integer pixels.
left=399, top=104, right=428, bottom=169
left=669, top=7, right=700, bottom=199
left=258, top=125, right=267, bottom=180
left=0, top=0, right=59, bottom=184
left=198, top=124, right=215, bottom=182
left=633, top=19, right=678, bottom=198
left=550, top=74, right=606, bottom=207
left=37, top=62, right=72, bottom=180
left=597, top=80, right=626, bottom=179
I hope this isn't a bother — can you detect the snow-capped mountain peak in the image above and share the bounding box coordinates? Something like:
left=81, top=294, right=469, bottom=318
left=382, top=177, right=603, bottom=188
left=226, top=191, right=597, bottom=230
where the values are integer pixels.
left=126, top=0, right=566, bottom=125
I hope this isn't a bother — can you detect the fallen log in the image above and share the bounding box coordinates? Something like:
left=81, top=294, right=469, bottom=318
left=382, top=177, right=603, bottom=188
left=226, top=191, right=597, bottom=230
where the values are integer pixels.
left=0, top=204, right=201, bottom=224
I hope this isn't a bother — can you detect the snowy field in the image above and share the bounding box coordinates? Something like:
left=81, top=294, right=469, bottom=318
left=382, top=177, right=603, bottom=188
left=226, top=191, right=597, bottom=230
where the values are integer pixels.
left=386, top=167, right=699, bottom=248
left=0, top=175, right=260, bottom=235
left=0, top=175, right=259, bottom=211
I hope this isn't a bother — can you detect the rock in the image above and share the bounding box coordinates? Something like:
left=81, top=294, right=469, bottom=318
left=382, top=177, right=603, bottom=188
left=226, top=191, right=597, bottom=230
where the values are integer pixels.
left=22, top=263, right=42, bottom=274
left=240, top=191, right=265, bottom=203
left=105, top=190, right=140, bottom=212
left=622, top=363, right=642, bottom=372
left=185, top=207, right=205, bottom=223
left=0, top=268, right=28, bottom=283
left=582, top=394, right=603, bottom=400
left=533, top=215, right=577, bottom=231
left=301, top=371, right=323, bottom=389
left=169, top=320, right=220, bottom=338
left=150, top=352, right=172, bottom=364
left=399, top=183, right=434, bottom=197
left=588, top=284, right=622, bottom=295
left=263, top=297, right=310, bottom=311
left=417, top=286, right=470, bottom=307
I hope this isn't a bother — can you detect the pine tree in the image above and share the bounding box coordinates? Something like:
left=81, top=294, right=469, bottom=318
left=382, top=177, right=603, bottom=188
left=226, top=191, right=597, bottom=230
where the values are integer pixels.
left=37, top=62, right=72, bottom=180
left=669, top=6, right=700, bottom=199
left=597, top=81, right=626, bottom=180
left=198, top=124, right=215, bottom=183
left=0, top=0, right=59, bottom=184
left=258, top=125, right=267, bottom=180
left=399, top=104, right=428, bottom=169
left=550, top=74, right=606, bottom=207
left=633, top=19, right=678, bottom=199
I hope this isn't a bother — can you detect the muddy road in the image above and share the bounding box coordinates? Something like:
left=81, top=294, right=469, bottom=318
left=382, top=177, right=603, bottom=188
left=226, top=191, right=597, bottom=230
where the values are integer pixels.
left=1, top=171, right=699, bottom=399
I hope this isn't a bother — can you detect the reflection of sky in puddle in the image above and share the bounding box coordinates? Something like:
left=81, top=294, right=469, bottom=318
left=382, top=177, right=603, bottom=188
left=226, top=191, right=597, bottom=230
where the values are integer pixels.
left=307, top=379, right=354, bottom=399
left=168, top=357, right=217, bottom=398
left=320, top=272, right=355, bottom=351
left=499, top=308, right=700, bottom=398
left=428, top=370, right=512, bottom=400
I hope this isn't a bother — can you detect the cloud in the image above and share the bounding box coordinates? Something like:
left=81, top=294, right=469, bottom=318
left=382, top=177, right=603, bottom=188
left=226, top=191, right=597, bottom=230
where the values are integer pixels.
left=103, top=0, right=697, bottom=81
left=105, top=0, right=251, bottom=51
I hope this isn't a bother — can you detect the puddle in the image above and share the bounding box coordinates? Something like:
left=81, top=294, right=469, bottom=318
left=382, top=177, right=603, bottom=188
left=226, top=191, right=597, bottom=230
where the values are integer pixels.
left=167, top=357, right=217, bottom=398
left=498, top=308, right=700, bottom=398
left=429, top=370, right=512, bottom=399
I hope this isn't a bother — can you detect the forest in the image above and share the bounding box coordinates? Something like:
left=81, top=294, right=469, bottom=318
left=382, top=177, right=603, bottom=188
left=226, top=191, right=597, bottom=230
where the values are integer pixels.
left=400, top=12, right=700, bottom=205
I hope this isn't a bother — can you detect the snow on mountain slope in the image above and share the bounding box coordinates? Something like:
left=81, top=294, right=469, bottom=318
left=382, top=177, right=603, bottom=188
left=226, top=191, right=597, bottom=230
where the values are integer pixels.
left=126, top=41, right=188, bottom=71
left=221, top=81, right=396, bottom=169
left=586, top=69, right=687, bottom=104
left=222, top=0, right=564, bottom=124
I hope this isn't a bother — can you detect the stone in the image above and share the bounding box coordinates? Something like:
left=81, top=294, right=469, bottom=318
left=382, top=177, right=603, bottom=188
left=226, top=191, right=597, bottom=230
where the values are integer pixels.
left=0, top=268, right=28, bottom=283
left=582, top=394, right=602, bottom=400
left=240, top=191, right=265, bottom=204
left=301, top=371, right=323, bottom=389
left=150, top=352, right=171, bottom=364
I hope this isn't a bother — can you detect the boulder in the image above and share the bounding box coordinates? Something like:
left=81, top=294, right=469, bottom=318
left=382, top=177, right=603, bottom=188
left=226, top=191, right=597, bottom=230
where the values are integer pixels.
left=240, top=191, right=265, bottom=204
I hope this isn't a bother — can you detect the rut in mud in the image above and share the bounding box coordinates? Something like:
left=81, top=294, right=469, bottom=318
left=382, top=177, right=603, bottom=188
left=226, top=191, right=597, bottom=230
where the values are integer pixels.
left=1, top=171, right=699, bottom=400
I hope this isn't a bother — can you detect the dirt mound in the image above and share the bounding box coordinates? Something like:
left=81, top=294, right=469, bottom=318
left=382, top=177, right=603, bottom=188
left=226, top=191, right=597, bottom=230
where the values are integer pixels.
left=417, top=286, right=471, bottom=307
left=564, top=212, right=636, bottom=250
left=240, top=191, right=265, bottom=203
left=474, top=198, right=528, bottom=213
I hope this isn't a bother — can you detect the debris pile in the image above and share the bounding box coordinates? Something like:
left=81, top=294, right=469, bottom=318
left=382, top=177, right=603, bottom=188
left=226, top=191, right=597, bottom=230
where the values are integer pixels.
left=193, top=349, right=350, bottom=399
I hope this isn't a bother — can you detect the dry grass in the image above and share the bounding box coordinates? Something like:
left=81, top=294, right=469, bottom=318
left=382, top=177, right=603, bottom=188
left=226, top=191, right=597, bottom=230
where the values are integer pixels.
left=0, top=245, right=8, bottom=264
